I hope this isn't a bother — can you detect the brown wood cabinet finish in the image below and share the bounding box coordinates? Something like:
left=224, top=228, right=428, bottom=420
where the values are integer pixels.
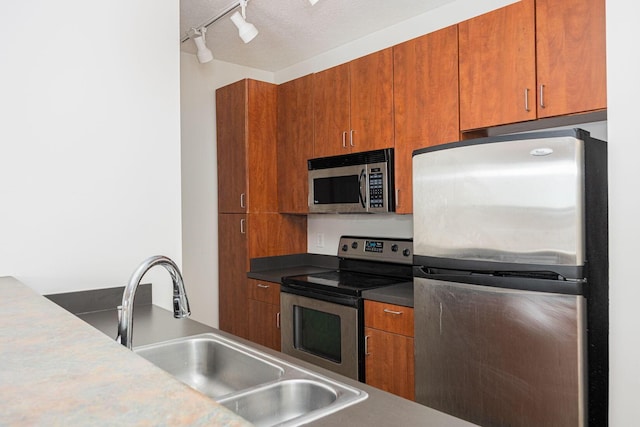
left=313, top=49, right=394, bottom=157
left=216, top=79, right=306, bottom=342
left=459, top=0, right=536, bottom=131
left=459, top=0, right=606, bottom=131
left=393, top=26, right=459, bottom=214
left=218, top=213, right=248, bottom=338
left=349, top=48, right=394, bottom=153
left=364, top=300, right=415, bottom=400
left=247, top=279, right=281, bottom=351
left=277, top=74, right=314, bottom=213
left=216, top=79, right=278, bottom=214
left=536, top=0, right=607, bottom=118
left=313, top=63, right=351, bottom=158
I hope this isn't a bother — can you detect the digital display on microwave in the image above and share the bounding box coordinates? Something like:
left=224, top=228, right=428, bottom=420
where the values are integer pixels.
left=365, top=240, right=383, bottom=253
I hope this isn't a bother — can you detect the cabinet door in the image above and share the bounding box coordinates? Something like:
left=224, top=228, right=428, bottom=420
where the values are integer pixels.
left=349, top=48, right=394, bottom=153
left=247, top=213, right=307, bottom=259
left=218, top=213, right=248, bottom=338
left=246, top=80, right=278, bottom=213
left=313, top=63, right=351, bottom=158
left=365, top=327, right=415, bottom=400
left=459, top=0, right=536, bottom=130
left=248, top=299, right=281, bottom=351
left=216, top=80, right=247, bottom=213
left=536, top=0, right=606, bottom=118
left=277, top=75, right=314, bottom=213
left=393, top=26, right=459, bottom=214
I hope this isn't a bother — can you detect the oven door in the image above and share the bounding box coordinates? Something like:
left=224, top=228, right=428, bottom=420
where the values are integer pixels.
left=280, top=292, right=360, bottom=380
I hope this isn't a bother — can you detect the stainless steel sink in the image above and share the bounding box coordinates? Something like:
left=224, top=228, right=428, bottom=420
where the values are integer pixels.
left=134, top=335, right=284, bottom=398
left=134, top=333, right=367, bottom=426
left=219, top=379, right=338, bottom=426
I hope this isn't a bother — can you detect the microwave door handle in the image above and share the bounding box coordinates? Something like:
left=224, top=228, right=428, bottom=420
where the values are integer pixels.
left=358, top=168, right=366, bottom=209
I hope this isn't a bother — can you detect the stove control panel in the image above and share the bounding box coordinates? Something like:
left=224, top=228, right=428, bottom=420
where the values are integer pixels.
left=338, top=236, right=413, bottom=264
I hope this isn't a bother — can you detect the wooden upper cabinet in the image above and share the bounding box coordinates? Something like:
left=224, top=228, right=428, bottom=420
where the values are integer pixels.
left=313, top=63, right=351, bottom=158
left=216, top=80, right=247, bottom=213
left=216, top=79, right=278, bottom=214
left=459, top=0, right=536, bottom=131
left=536, top=0, right=607, bottom=118
left=349, top=48, right=394, bottom=152
left=393, top=26, right=459, bottom=214
left=277, top=74, right=314, bottom=213
left=313, top=49, right=393, bottom=157
left=459, top=0, right=607, bottom=131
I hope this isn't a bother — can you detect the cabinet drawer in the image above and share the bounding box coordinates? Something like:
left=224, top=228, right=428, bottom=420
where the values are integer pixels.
left=247, top=279, right=280, bottom=305
left=364, top=300, right=414, bottom=337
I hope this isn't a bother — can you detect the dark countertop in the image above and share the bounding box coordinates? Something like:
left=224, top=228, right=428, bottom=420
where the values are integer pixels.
left=362, top=281, right=414, bottom=307
left=247, top=253, right=338, bottom=283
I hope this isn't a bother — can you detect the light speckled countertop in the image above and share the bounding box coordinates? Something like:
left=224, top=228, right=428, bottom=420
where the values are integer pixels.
left=0, top=276, right=250, bottom=426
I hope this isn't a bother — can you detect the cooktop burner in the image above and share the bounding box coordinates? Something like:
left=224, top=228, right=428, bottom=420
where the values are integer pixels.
left=282, top=236, right=413, bottom=297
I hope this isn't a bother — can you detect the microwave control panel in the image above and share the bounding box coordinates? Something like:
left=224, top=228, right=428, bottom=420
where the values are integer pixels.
left=368, top=171, right=384, bottom=208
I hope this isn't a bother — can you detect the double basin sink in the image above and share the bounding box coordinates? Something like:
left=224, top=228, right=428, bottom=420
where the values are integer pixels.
left=134, top=333, right=367, bottom=426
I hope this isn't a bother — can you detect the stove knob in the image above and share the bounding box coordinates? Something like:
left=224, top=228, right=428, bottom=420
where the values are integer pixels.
left=403, top=248, right=411, bottom=257
left=351, top=241, right=358, bottom=250
left=342, top=244, right=349, bottom=252
left=391, top=244, right=399, bottom=252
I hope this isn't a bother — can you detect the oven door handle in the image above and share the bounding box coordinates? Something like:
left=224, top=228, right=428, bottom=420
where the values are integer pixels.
left=358, top=168, right=366, bottom=209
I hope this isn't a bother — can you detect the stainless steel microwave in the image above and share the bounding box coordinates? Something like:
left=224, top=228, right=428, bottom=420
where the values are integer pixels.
left=308, top=148, right=395, bottom=214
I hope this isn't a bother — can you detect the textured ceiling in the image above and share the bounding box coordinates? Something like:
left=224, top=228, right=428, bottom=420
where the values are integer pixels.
left=180, top=0, right=455, bottom=71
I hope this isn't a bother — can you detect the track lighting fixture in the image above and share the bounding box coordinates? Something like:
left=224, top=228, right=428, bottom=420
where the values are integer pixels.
left=188, top=27, right=213, bottom=64
left=231, top=0, right=258, bottom=44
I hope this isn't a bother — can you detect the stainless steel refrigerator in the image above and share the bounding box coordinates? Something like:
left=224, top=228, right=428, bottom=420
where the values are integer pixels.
left=412, top=129, right=608, bottom=427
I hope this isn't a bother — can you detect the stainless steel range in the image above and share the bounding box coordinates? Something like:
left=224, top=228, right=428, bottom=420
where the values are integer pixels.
left=280, top=236, right=413, bottom=381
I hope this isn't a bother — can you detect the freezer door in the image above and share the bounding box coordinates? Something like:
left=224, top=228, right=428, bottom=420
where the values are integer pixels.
left=413, top=134, right=585, bottom=269
left=414, top=277, right=586, bottom=427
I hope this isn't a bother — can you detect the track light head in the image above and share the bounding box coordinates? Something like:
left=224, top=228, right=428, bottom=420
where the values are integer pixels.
left=230, top=11, right=258, bottom=44
left=188, top=27, right=213, bottom=63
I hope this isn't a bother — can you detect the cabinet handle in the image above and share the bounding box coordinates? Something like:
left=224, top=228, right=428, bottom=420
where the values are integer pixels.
left=276, top=312, right=280, bottom=329
left=395, top=189, right=400, bottom=207
left=350, top=130, right=355, bottom=147
left=342, top=131, right=347, bottom=148
left=539, top=84, right=546, bottom=109
left=240, top=218, right=246, bottom=234
left=257, top=283, right=269, bottom=289
left=364, top=335, right=370, bottom=356
left=240, top=193, right=246, bottom=209
left=524, top=88, right=530, bottom=112
left=383, top=308, right=403, bottom=315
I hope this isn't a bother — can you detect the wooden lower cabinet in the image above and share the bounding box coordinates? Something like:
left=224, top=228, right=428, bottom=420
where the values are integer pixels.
left=364, top=300, right=415, bottom=400
left=218, top=213, right=305, bottom=342
left=247, top=279, right=281, bottom=351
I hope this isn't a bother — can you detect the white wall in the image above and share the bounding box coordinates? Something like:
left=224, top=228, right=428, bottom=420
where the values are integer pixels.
left=0, top=1, right=182, bottom=310
left=606, top=0, right=640, bottom=423
left=180, top=53, right=273, bottom=326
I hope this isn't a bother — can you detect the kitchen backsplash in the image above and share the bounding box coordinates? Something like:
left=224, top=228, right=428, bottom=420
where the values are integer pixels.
left=307, top=214, right=413, bottom=255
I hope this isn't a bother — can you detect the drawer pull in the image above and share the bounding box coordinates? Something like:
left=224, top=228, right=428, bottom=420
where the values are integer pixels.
left=257, top=284, right=270, bottom=289
left=383, top=308, right=403, bottom=315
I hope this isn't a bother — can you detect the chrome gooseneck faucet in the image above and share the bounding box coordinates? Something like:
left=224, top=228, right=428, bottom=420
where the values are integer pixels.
left=117, top=255, right=191, bottom=349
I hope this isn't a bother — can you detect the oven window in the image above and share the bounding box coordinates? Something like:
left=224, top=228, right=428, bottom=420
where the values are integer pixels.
left=313, top=175, right=360, bottom=204
left=293, top=306, right=341, bottom=363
